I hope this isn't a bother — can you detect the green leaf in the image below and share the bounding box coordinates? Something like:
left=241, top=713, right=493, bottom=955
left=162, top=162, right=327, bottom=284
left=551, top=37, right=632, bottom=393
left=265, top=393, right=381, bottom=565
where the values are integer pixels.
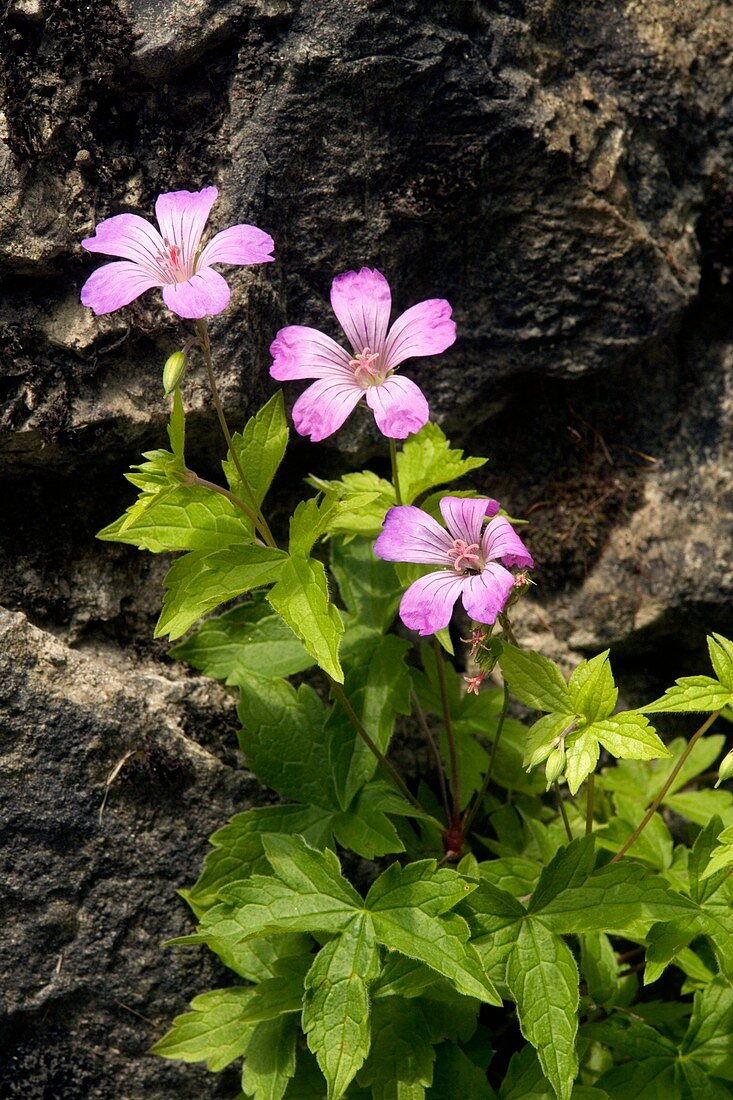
left=288, top=497, right=338, bottom=558
left=506, top=919, right=579, bottom=1100
left=366, top=862, right=500, bottom=1004
left=224, top=391, right=289, bottom=506
left=241, top=1015, right=298, bottom=1100
left=564, top=731, right=599, bottom=795
left=681, top=978, right=733, bottom=1080
left=499, top=647, right=572, bottom=714
left=641, top=675, right=732, bottom=713
left=261, top=834, right=363, bottom=908
left=579, top=932, right=619, bottom=1009
left=267, top=557, right=344, bottom=681
left=592, top=713, right=669, bottom=761
left=187, top=804, right=333, bottom=914
left=331, top=783, right=406, bottom=859
left=169, top=600, right=313, bottom=683
left=237, top=676, right=336, bottom=809
left=307, top=469, right=395, bottom=539
left=100, top=481, right=252, bottom=553
left=302, top=914, right=379, bottom=1099
left=155, top=546, right=288, bottom=640
left=430, top=1043, right=496, bottom=1099
left=152, top=987, right=256, bottom=1070
left=709, top=635, right=733, bottom=692
left=330, top=537, right=402, bottom=633
left=357, top=997, right=436, bottom=1098
left=327, top=632, right=412, bottom=808
left=396, top=422, right=487, bottom=505
left=568, top=652, right=617, bottom=723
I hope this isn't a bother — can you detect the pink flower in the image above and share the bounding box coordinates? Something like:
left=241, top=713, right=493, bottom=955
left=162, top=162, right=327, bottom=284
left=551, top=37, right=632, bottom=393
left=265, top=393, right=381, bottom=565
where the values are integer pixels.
left=270, top=267, right=456, bottom=441
left=373, top=496, right=533, bottom=636
left=80, top=186, right=274, bottom=319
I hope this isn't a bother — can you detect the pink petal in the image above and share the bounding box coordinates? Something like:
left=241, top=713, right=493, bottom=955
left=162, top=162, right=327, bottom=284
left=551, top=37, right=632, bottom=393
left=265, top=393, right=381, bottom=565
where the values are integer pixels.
left=155, top=187, right=218, bottom=270
left=399, top=571, right=466, bottom=635
left=270, top=326, right=353, bottom=381
left=291, top=377, right=363, bottom=442
left=162, top=268, right=231, bottom=318
left=81, top=213, right=166, bottom=281
left=482, top=516, right=534, bottom=568
left=80, top=260, right=162, bottom=315
left=365, top=375, right=429, bottom=439
left=198, top=224, right=274, bottom=268
left=330, top=268, right=391, bottom=354
left=439, top=497, right=493, bottom=546
left=374, top=506, right=453, bottom=565
left=461, top=565, right=515, bottom=625
left=384, top=299, right=456, bottom=369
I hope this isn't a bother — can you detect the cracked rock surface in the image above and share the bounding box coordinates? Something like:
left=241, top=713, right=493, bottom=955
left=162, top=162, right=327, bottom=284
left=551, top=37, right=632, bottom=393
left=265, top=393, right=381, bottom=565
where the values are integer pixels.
left=1, top=0, right=733, bottom=1095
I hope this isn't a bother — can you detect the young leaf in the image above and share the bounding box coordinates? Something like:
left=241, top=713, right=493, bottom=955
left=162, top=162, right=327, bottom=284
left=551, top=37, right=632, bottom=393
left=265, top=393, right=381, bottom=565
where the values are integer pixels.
left=223, top=391, right=289, bottom=505
left=169, top=600, right=313, bottom=684
left=288, top=497, right=338, bottom=558
left=568, top=652, right=617, bottom=723
left=152, top=987, right=256, bottom=1070
left=709, top=635, right=733, bottom=693
left=506, top=918, right=579, bottom=1100
left=563, top=730, right=600, bottom=795
left=307, top=470, right=394, bottom=539
left=396, top=421, right=487, bottom=505
left=155, top=546, right=287, bottom=639
left=591, top=713, right=669, bottom=762
left=240, top=1015, right=298, bottom=1100
left=640, top=675, right=732, bottom=714
left=267, top=557, right=344, bottom=681
left=302, top=913, right=379, bottom=1099
left=499, top=646, right=572, bottom=714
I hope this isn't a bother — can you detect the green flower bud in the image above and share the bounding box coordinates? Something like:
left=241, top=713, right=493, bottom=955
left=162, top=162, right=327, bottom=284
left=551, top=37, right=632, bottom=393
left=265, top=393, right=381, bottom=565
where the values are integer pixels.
left=544, top=747, right=566, bottom=789
left=716, top=747, right=733, bottom=788
left=163, top=351, right=187, bottom=395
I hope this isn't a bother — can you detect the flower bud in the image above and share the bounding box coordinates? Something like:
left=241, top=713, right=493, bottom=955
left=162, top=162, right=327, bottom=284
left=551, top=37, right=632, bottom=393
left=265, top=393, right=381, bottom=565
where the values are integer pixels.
left=544, top=747, right=566, bottom=789
left=163, top=350, right=187, bottom=395
left=716, top=748, right=733, bottom=788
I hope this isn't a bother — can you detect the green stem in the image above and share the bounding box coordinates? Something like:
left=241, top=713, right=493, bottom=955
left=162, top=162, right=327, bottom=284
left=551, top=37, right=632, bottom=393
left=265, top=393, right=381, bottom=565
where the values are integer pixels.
left=462, top=681, right=509, bottom=835
left=412, top=690, right=451, bottom=826
left=195, top=319, right=276, bottom=548
left=329, top=679, right=424, bottom=813
left=610, top=709, right=722, bottom=863
left=183, top=471, right=261, bottom=530
left=433, top=637, right=461, bottom=825
left=389, top=437, right=403, bottom=505
left=585, top=772, right=595, bottom=837
left=556, top=783, right=573, bottom=842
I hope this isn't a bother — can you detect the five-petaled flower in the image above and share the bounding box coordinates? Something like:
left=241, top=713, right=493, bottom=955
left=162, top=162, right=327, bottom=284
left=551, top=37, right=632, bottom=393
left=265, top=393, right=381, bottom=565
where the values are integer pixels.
left=80, top=187, right=274, bottom=319
left=374, top=496, right=533, bottom=636
left=270, top=267, right=456, bottom=441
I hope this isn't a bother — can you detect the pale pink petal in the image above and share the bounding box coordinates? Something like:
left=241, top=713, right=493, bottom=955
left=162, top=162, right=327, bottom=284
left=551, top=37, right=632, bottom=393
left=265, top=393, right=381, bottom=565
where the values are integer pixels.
left=81, top=213, right=166, bottom=281
left=399, top=571, right=466, bottom=635
left=162, top=268, right=231, bottom=318
left=291, top=377, right=363, bottom=442
left=439, top=497, right=493, bottom=546
left=270, top=326, right=353, bottom=381
left=383, top=299, right=456, bottom=369
left=374, top=506, right=453, bottom=565
left=330, top=268, right=392, bottom=354
left=460, top=565, right=515, bottom=625
left=198, top=224, right=274, bottom=268
left=155, top=187, right=218, bottom=271
left=80, top=261, right=162, bottom=315
left=365, top=375, right=429, bottom=439
left=482, top=516, right=534, bottom=568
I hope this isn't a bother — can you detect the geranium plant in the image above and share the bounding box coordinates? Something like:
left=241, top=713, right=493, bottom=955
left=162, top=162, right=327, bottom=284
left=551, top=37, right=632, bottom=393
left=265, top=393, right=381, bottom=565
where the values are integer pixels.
left=86, top=188, right=733, bottom=1100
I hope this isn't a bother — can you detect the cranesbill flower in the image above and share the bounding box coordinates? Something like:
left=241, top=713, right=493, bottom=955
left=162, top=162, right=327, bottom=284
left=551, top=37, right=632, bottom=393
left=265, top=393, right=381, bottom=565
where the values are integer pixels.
left=270, top=267, right=456, bottom=441
left=374, top=496, right=533, bottom=635
left=80, top=187, right=274, bottom=319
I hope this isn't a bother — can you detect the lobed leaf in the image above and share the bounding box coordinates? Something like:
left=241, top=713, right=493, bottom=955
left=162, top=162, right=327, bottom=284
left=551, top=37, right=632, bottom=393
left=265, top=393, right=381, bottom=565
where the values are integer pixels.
left=267, top=557, right=344, bottom=681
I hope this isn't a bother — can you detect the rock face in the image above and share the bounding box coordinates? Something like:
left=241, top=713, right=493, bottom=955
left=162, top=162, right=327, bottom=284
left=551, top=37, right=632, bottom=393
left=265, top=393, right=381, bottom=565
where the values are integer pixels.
left=1, top=0, right=732, bottom=1095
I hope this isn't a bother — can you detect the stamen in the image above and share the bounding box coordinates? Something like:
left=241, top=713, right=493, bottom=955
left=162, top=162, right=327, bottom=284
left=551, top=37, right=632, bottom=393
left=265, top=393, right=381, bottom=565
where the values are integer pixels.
left=349, top=347, right=382, bottom=385
left=447, top=539, right=482, bottom=572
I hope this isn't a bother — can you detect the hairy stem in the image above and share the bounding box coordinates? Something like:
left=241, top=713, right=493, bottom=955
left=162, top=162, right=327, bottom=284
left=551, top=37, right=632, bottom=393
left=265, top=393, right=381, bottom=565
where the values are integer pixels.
left=412, top=690, right=451, bottom=826
left=195, top=319, right=276, bottom=548
left=329, top=679, right=424, bottom=812
left=183, top=471, right=260, bottom=529
left=585, top=772, right=595, bottom=837
left=433, top=637, right=461, bottom=825
left=388, top=437, right=403, bottom=505
left=610, top=709, right=722, bottom=863
left=462, top=680, right=510, bottom=835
